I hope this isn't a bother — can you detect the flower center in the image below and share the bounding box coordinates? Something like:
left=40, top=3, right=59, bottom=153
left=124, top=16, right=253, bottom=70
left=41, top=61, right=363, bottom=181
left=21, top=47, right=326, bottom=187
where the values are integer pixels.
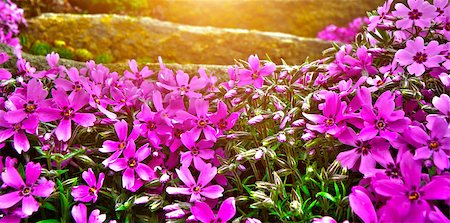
left=119, top=142, right=126, bottom=149
left=128, top=158, right=137, bottom=168
left=22, top=187, right=31, bottom=196
left=408, top=191, right=420, bottom=201
left=24, top=101, right=36, bottom=113
left=413, top=52, right=427, bottom=64
left=94, top=97, right=101, bottom=104
left=408, top=9, right=422, bottom=20
left=191, top=147, right=199, bottom=156
left=74, top=81, right=83, bottom=91
left=218, top=119, right=228, bottom=130
left=147, top=121, right=156, bottom=130
left=377, top=80, right=384, bottom=86
left=385, top=163, right=400, bottom=179
left=193, top=186, right=201, bottom=192
left=198, top=119, right=207, bottom=127
left=13, top=123, right=21, bottom=131
left=89, top=187, right=96, bottom=194
left=376, top=120, right=385, bottom=129
left=174, top=129, right=183, bottom=139
left=120, top=99, right=126, bottom=103
left=325, top=118, right=334, bottom=126
left=445, top=22, right=450, bottom=31
left=252, top=72, right=259, bottom=80
left=429, top=141, right=439, bottom=150
left=62, top=107, right=75, bottom=119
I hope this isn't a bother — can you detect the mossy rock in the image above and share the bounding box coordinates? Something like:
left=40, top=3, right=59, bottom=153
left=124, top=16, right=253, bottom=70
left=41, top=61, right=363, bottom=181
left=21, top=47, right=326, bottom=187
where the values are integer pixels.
left=68, top=0, right=387, bottom=38
left=22, top=13, right=332, bottom=65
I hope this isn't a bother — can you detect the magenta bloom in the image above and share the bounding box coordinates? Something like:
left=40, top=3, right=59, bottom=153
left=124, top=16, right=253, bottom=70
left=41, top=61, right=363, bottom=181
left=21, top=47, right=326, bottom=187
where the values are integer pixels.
left=71, top=203, right=106, bottom=223
left=0, top=52, right=11, bottom=80
left=343, top=46, right=378, bottom=75
left=409, top=116, right=450, bottom=170
left=209, top=101, right=239, bottom=135
left=158, top=70, right=206, bottom=99
left=109, top=141, right=154, bottom=190
left=359, top=91, right=410, bottom=141
left=190, top=197, right=236, bottom=223
left=71, top=168, right=105, bottom=203
left=99, top=120, right=140, bottom=166
left=238, top=55, right=276, bottom=88
left=166, top=164, right=224, bottom=202
left=337, top=127, right=391, bottom=174
left=349, top=186, right=377, bottom=223
left=432, top=94, right=450, bottom=116
left=5, top=78, right=50, bottom=124
left=303, top=92, right=347, bottom=136
left=180, top=133, right=215, bottom=170
left=135, top=102, right=171, bottom=149
left=177, top=99, right=217, bottom=141
left=0, top=110, right=38, bottom=154
left=0, top=162, right=54, bottom=216
left=395, top=37, right=445, bottom=76
left=54, top=67, right=87, bottom=93
left=124, top=59, right=153, bottom=81
left=393, top=0, right=438, bottom=29
left=38, top=88, right=96, bottom=141
left=374, top=153, right=450, bottom=222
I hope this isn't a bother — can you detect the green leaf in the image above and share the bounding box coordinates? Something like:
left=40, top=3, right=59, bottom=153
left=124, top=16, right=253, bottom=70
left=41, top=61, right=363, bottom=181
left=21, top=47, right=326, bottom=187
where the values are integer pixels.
left=316, top=192, right=336, bottom=203
left=44, top=202, right=57, bottom=212
left=36, top=220, right=60, bottom=223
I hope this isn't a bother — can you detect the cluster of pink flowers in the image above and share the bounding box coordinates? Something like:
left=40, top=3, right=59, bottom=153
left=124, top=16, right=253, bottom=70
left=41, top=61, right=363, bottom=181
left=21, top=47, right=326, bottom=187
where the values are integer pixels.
left=317, top=17, right=369, bottom=43
left=306, top=0, right=450, bottom=222
left=0, top=0, right=25, bottom=53
left=0, top=0, right=449, bottom=222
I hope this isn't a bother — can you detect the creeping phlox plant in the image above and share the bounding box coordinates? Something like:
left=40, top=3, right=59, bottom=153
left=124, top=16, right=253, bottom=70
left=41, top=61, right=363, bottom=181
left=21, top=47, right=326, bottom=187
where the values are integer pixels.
left=317, top=17, right=369, bottom=43
left=0, top=0, right=449, bottom=223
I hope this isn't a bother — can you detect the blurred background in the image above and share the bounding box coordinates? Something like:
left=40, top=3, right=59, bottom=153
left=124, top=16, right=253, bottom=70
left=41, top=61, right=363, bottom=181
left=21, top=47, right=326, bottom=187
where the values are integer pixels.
left=14, top=0, right=392, bottom=65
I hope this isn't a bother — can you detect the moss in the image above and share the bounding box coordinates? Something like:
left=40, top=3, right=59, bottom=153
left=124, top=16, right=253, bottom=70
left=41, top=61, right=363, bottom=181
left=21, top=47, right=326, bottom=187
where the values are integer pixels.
left=30, top=40, right=52, bottom=56
left=74, top=48, right=94, bottom=61
left=95, top=53, right=114, bottom=64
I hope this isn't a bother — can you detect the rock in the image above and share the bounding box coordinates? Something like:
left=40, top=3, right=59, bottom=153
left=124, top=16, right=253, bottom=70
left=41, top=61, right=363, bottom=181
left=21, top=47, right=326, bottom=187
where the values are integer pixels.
left=68, top=0, right=387, bottom=38
left=0, top=44, right=230, bottom=81
left=21, top=13, right=332, bottom=65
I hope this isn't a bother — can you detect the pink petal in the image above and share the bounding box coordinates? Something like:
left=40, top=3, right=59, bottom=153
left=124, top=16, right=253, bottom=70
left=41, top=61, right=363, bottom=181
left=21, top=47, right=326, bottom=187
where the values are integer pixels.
left=191, top=202, right=215, bottom=222
left=135, top=164, right=154, bottom=181
left=176, top=166, right=196, bottom=186
left=32, top=179, right=55, bottom=197
left=421, top=179, right=450, bottom=200
left=166, top=187, right=192, bottom=195
left=55, top=118, right=72, bottom=141
left=197, top=165, right=217, bottom=186
left=349, top=186, right=377, bottom=223
left=114, top=120, right=129, bottom=141
left=374, top=180, right=407, bottom=197
left=0, top=191, right=22, bottom=209
left=123, top=168, right=135, bottom=189
left=25, top=162, right=41, bottom=185
left=217, top=197, right=236, bottom=222
left=2, top=167, right=25, bottom=189
left=72, top=203, right=88, bottom=223
left=109, top=158, right=128, bottom=172
left=13, top=131, right=30, bottom=153
left=22, top=195, right=39, bottom=216
left=200, top=185, right=224, bottom=199
left=73, top=113, right=96, bottom=127
left=36, top=107, right=62, bottom=122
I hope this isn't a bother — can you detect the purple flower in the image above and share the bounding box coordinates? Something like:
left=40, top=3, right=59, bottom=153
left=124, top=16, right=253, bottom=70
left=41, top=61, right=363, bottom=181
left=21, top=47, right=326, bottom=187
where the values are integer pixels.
left=176, top=99, right=217, bottom=142
left=209, top=101, right=239, bottom=135
left=432, top=94, right=450, bottom=116
left=37, top=88, right=96, bottom=141
left=124, top=59, right=153, bottom=81
left=343, top=46, right=378, bottom=75
left=373, top=153, right=450, bottom=222
left=166, top=164, right=224, bottom=202
left=180, top=134, right=215, bottom=170
left=0, top=162, right=54, bottom=216
left=303, top=92, right=347, bottom=136
left=109, top=141, right=154, bottom=190
left=158, top=70, right=206, bottom=99
left=0, top=110, right=38, bottom=154
left=337, top=127, right=391, bottom=174
left=349, top=186, right=377, bottom=223
left=71, top=203, right=106, bottom=223
left=395, top=37, right=445, bottom=76
left=393, top=0, right=438, bottom=29
left=190, top=197, right=236, bottom=223
left=0, top=52, right=11, bottom=80
left=359, top=90, right=410, bottom=141
left=409, top=116, right=450, bottom=170
left=71, top=168, right=105, bottom=203
left=135, top=101, right=170, bottom=149
left=238, top=55, right=276, bottom=88
left=5, top=78, right=50, bottom=124
left=99, top=120, right=140, bottom=166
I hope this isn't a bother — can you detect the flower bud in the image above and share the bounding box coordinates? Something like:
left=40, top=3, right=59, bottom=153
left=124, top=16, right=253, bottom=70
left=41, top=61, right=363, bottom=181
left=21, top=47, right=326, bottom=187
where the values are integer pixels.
left=254, top=150, right=264, bottom=160
left=277, top=133, right=286, bottom=142
left=248, top=115, right=265, bottom=125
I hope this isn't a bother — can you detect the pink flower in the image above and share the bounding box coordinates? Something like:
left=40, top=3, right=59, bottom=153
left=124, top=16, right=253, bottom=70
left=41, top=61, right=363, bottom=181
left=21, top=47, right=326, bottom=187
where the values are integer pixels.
left=180, top=134, right=215, bottom=170
left=71, top=168, right=105, bottom=203
left=238, top=55, right=276, bottom=88
left=395, top=37, right=445, bottom=76
left=0, top=52, right=11, bottom=80
left=348, top=186, right=377, bottom=223
left=158, top=70, right=206, bottom=99
left=209, top=101, right=239, bottom=135
left=0, top=162, right=54, bottom=216
left=190, top=197, right=236, bottom=223
left=109, top=141, right=154, bottom=190
left=0, top=110, right=38, bottom=154
left=176, top=99, right=217, bottom=142
left=393, top=0, right=438, bottom=29
left=37, top=88, right=96, bottom=141
left=166, top=164, right=223, bottom=202
left=124, top=59, right=153, bottom=81
left=71, top=203, right=106, bottom=223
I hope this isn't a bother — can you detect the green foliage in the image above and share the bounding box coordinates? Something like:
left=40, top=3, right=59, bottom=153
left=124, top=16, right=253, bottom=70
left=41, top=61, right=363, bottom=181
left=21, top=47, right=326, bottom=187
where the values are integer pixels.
left=95, top=53, right=114, bottom=64
left=31, top=40, right=52, bottom=56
